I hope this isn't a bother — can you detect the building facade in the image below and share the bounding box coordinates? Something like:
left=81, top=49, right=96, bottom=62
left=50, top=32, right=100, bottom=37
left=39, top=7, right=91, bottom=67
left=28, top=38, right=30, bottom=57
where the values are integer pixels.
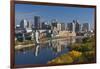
left=34, top=16, right=41, bottom=29
left=20, top=19, right=29, bottom=29
left=67, top=22, right=73, bottom=32
left=82, top=23, right=89, bottom=32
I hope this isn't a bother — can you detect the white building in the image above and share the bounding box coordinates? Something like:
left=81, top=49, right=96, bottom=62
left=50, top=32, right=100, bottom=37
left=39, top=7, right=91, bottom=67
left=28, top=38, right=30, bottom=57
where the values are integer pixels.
left=57, top=23, right=61, bottom=31
left=20, top=19, right=29, bottom=29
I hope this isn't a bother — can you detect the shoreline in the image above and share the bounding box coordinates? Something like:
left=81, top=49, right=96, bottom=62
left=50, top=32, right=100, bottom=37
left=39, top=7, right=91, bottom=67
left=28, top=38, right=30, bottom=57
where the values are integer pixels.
left=15, top=37, right=74, bottom=50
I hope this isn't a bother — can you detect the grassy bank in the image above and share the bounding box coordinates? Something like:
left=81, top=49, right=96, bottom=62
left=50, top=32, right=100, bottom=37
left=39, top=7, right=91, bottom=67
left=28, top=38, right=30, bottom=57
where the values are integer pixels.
left=48, top=36, right=96, bottom=64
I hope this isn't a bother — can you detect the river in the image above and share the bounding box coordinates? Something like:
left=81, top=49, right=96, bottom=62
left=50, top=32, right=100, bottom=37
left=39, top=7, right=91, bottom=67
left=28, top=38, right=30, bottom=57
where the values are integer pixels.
left=15, top=36, right=83, bottom=65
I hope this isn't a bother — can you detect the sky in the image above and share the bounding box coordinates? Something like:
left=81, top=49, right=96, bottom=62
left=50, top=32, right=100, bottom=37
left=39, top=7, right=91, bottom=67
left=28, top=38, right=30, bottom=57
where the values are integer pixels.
left=15, top=4, right=95, bottom=29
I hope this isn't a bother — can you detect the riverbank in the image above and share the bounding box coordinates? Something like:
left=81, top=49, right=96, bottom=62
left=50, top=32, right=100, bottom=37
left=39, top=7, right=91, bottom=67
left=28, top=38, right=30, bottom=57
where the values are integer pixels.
left=48, top=36, right=95, bottom=64
left=15, top=36, right=74, bottom=50
left=48, top=50, right=82, bottom=64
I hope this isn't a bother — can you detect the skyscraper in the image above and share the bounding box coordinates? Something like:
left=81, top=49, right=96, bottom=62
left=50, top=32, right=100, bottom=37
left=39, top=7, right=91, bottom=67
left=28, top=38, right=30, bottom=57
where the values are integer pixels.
left=41, top=22, right=46, bottom=29
left=27, top=21, right=32, bottom=29
left=51, top=19, right=58, bottom=29
left=75, top=20, right=81, bottom=33
left=20, top=19, right=28, bottom=29
left=41, top=22, right=51, bottom=30
left=34, top=16, right=40, bottom=29
left=82, top=23, right=89, bottom=32
left=67, top=22, right=73, bottom=32
left=57, top=23, right=61, bottom=31
left=67, top=20, right=81, bottom=33
left=61, top=23, right=65, bottom=31
left=72, top=22, right=75, bottom=32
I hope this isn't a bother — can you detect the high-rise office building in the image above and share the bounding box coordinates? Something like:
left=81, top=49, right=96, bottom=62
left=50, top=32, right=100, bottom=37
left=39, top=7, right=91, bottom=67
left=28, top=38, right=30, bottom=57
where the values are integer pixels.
left=20, top=19, right=28, bottom=29
left=34, top=16, right=40, bottom=29
left=57, top=23, right=61, bottom=31
left=51, top=19, right=58, bottom=29
left=41, top=22, right=46, bottom=29
left=82, top=23, right=89, bottom=32
left=41, top=22, right=51, bottom=30
left=67, top=22, right=73, bottom=32
left=67, top=20, right=81, bottom=33
left=27, top=21, right=32, bottom=29
left=72, top=22, right=75, bottom=32
left=75, top=20, right=81, bottom=33
left=61, top=23, right=65, bottom=31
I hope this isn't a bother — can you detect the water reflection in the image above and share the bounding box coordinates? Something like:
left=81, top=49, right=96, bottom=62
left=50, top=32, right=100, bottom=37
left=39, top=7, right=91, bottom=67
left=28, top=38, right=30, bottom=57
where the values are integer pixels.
left=15, top=37, right=80, bottom=65
left=16, top=38, right=76, bottom=54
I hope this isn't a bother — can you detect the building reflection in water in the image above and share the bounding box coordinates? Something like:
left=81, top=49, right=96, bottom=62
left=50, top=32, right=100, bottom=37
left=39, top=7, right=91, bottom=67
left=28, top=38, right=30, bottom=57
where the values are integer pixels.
left=16, top=37, right=77, bottom=56
left=34, top=44, right=40, bottom=56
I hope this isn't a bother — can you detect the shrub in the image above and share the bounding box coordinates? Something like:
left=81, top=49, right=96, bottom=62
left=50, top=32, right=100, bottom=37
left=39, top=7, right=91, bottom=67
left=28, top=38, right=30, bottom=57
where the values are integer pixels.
left=68, top=50, right=82, bottom=60
left=83, top=51, right=95, bottom=62
left=48, top=54, right=73, bottom=64
left=82, top=37, right=90, bottom=43
left=70, top=42, right=94, bottom=52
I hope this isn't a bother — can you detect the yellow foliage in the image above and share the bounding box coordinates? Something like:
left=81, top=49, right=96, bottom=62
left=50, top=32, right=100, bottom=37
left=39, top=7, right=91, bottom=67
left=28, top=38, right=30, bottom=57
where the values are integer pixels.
left=48, top=50, right=82, bottom=64
left=48, top=54, right=73, bottom=64
left=68, top=50, right=82, bottom=59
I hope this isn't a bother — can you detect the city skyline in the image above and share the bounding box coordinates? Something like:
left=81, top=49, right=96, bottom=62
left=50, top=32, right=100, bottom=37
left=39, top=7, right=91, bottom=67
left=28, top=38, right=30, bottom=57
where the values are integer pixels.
left=15, top=4, right=95, bottom=30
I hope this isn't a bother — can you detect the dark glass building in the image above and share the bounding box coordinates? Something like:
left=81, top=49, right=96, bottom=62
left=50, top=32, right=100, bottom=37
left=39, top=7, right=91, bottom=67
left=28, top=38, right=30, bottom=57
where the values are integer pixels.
left=61, top=23, right=65, bottom=31
left=75, top=20, right=81, bottom=33
left=82, top=23, right=89, bottom=32
left=67, top=20, right=81, bottom=33
left=41, top=22, right=51, bottom=30
left=34, top=16, right=40, bottom=29
left=51, top=19, right=58, bottom=29
left=67, top=22, right=73, bottom=32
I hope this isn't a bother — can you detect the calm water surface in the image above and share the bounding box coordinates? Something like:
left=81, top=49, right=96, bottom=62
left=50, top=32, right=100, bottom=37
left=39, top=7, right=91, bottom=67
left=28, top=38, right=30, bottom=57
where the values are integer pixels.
left=15, top=37, right=82, bottom=65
